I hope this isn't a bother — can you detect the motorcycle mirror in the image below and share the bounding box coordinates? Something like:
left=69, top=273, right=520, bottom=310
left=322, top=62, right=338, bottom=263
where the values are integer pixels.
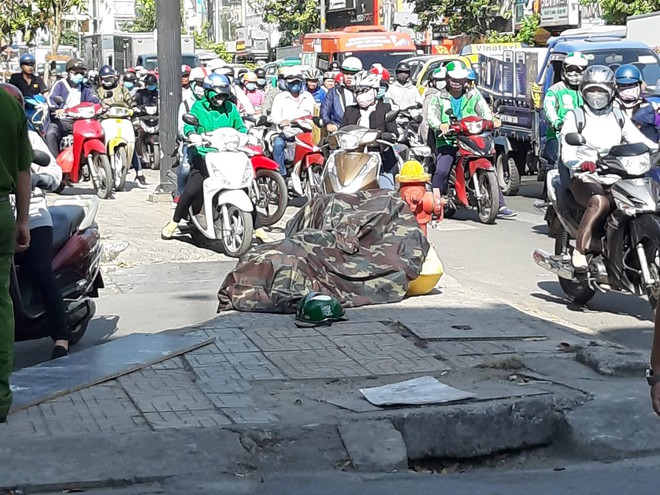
left=416, top=101, right=423, bottom=109
left=312, top=116, right=322, bottom=127
left=257, top=115, right=268, bottom=126
left=32, top=150, right=51, bottom=167
left=415, top=114, right=423, bottom=123
left=182, top=113, right=199, bottom=127
left=385, top=110, right=399, bottom=122
left=51, top=95, right=64, bottom=104
left=565, top=133, right=585, bottom=146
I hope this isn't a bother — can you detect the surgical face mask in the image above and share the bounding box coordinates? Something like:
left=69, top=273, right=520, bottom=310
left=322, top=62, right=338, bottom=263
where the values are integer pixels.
left=124, top=82, right=134, bottom=90
left=448, top=78, right=465, bottom=93
left=434, top=79, right=447, bottom=90
left=257, top=78, right=267, bottom=87
left=246, top=82, right=257, bottom=91
left=377, top=86, right=387, bottom=99
left=287, top=81, right=302, bottom=94
left=356, top=89, right=375, bottom=108
left=584, top=89, right=611, bottom=110
left=69, top=73, right=84, bottom=85
left=396, top=72, right=410, bottom=85
left=617, top=84, right=641, bottom=103
left=147, top=85, right=157, bottom=92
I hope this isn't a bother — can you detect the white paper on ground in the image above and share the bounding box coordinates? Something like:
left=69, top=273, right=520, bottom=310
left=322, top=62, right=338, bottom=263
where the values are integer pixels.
left=359, top=376, right=476, bottom=406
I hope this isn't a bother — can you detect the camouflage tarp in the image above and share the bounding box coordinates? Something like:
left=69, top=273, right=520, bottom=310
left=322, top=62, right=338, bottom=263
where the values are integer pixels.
left=217, top=190, right=430, bottom=313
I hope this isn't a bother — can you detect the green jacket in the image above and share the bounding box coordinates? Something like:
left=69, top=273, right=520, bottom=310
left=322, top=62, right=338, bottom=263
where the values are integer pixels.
left=427, top=88, right=493, bottom=147
left=542, top=81, right=583, bottom=140
left=183, top=98, right=247, bottom=157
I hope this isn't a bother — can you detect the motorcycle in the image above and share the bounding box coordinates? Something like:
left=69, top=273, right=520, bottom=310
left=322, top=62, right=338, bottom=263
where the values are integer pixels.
left=25, top=94, right=50, bottom=134
left=54, top=101, right=113, bottom=200
left=11, top=150, right=103, bottom=344
left=182, top=113, right=256, bottom=257
left=135, top=104, right=160, bottom=170
left=443, top=112, right=500, bottom=224
left=533, top=132, right=660, bottom=311
left=100, top=103, right=135, bottom=192
left=396, top=104, right=434, bottom=172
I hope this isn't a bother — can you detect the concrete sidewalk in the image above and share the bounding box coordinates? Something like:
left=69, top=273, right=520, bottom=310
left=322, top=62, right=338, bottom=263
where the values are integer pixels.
left=2, top=273, right=658, bottom=491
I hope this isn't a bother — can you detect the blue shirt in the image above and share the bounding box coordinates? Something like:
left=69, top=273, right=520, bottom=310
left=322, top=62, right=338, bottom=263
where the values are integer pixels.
left=450, top=96, right=463, bottom=120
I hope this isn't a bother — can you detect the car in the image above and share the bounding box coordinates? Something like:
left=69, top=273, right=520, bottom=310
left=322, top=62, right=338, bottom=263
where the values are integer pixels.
left=414, top=55, right=474, bottom=95
left=263, top=58, right=302, bottom=87
left=398, top=55, right=438, bottom=85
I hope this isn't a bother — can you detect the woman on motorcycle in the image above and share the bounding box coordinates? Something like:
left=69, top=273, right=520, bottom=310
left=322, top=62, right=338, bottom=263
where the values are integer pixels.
left=2, top=83, right=70, bottom=359
left=560, top=65, right=658, bottom=269
left=97, top=65, right=133, bottom=107
left=340, top=72, right=399, bottom=189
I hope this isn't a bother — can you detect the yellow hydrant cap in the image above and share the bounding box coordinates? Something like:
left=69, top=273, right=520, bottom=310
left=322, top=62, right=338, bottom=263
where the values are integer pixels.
left=396, top=160, right=431, bottom=183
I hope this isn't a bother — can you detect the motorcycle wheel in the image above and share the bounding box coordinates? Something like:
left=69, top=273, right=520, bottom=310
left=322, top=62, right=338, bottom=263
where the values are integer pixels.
left=254, top=169, right=287, bottom=226
left=555, top=225, right=595, bottom=305
left=645, top=241, right=660, bottom=313
left=116, top=147, right=129, bottom=192
left=304, top=164, right=324, bottom=201
left=91, top=152, right=113, bottom=200
left=476, top=170, right=499, bottom=224
left=152, top=143, right=161, bottom=171
left=218, top=205, right=254, bottom=258
left=496, top=151, right=520, bottom=197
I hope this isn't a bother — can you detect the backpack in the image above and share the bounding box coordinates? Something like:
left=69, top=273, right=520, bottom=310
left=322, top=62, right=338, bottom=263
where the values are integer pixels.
left=573, top=105, right=624, bottom=134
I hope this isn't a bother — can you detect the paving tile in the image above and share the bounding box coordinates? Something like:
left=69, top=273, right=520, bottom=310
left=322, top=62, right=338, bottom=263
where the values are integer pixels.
left=224, top=352, right=285, bottom=380
left=265, top=348, right=368, bottom=379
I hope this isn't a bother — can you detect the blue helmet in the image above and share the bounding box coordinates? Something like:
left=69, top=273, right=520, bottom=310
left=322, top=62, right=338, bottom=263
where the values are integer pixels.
left=467, top=69, right=477, bottom=81
left=203, top=73, right=231, bottom=95
left=99, top=64, right=116, bottom=78
left=19, top=53, right=35, bottom=65
left=615, top=64, right=642, bottom=85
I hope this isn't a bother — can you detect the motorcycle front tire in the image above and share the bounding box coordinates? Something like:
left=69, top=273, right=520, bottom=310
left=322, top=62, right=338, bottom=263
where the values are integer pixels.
left=91, top=152, right=113, bottom=200
left=116, top=147, right=129, bottom=192
left=218, top=205, right=254, bottom=258
left=555, top=225, right=595, bottom=305
left=476, top=170, right=499, bottom=224
left=255, top=169, right=287, bottom=226
left=152, top=143, right=161, bottom=171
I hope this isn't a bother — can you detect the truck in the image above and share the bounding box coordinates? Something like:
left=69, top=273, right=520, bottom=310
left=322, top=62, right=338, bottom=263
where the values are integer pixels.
left=276, top=45, right=302, bottom=60
left=626, top=11, right=660, bottom=49
left=82, top=32, right=195, bottom=72
left=478, top=36, right=660, bottom=196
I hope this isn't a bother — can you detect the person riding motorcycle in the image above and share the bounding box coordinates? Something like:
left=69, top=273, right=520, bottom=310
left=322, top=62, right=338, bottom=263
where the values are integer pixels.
left=122, top=71, right=139, bottom=96
left=213, top=67, right=255, bottom=116
left=303, top=67, right=325, bottom=104
left=340, top=72, right=399, bottom=188
left=322, top=71, right=336, bottom=92
left=255, top=68, right=268, bottom=90
left=560, top=65, right=658, bottom=270
left=321, top=56, right=363, bottom=133
left=386, top=61, right=422, bottom=111
left=420, top=67, right=446, bottom=149
left=9, top=53, right=47, bottom=98
left=45, top=58, right=100, bottom=158
left=97, top=65, right=133, bottom=107
left=162, top=74, right=269, bottom=242
left=243, top=71, right=265, bottom=113
left=2, top=83, right=70, bottom=360
left=133, top=73, right=158, bottom=107
left=427, top=60, right=516, bottom=218
left=614, top=64, right=646, bottom=119
left=542, top=52, right=588, bottom=167
left=632, top=80, right=660, bottom=142
left=263, top=66, right=289, bottom=115
left=270, top=69, right=316, bottom=177
left=181, top=64, right=192, bottom=102
left=370, top=64, right=391, bottom=102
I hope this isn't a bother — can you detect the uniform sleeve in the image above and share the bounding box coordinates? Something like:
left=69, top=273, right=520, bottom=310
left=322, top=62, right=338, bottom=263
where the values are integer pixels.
left=321, top=89, right=333, bottom=123
left=543, top=87, right=560, bottom=127
left=426, top=94, right=444, bottom=130
left=474, top=92, right=493, bottom=120
left=177, top=101, right=186, bottom=137
left=37, top=77, right=47, bottom=93
left=17, top=110, right=35, bottom=172
left=183, top=101, right=200, bottom=136
left=559, top=110, right=579, bottom=170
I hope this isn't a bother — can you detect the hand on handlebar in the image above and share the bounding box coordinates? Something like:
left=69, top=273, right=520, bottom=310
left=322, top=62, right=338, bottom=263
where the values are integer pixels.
left=327, top=124, right=338, bottom=133
left=280, top=119, right=291, bottom=127
left=55, top=109, right=66, bottom=119
left=188, top=133, right=203, bottom=147
left=439, top=123, right=450, bottom=135
left=580, top=161, right=597, bottom=173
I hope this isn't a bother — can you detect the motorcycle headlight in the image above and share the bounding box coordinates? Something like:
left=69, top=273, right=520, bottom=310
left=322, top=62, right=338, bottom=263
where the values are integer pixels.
left=145, top=106, right=157, bottom=115
left=464, top=120, right=483, bottom=134
left=337, top=133, right=360, bottom=150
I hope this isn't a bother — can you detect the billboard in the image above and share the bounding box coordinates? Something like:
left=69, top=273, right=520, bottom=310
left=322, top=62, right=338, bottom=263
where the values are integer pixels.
left=325, top=0, right=380, bottom=30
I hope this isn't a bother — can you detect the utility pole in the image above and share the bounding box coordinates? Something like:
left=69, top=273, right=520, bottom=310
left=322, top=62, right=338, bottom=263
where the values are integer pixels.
left=154, top=0, right=182, bottom=197
left=320, top=0, right=326, bottom=32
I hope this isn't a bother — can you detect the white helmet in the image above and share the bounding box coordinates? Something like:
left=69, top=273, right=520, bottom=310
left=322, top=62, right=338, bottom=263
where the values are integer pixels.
left=206, top=58, right=226, bottom=72
left=341, top=56, right=363, bottom=74
left=446, top=60, right=469, bottom=80
left=189, top=66, right=208, bottom=83
left=354, top=71, right=380, bottom=89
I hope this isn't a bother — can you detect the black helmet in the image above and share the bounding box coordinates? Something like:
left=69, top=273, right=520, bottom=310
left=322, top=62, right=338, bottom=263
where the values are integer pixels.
left=144, top=73, right=158, bottom=86
left=395, top=61, right=411, bottom=74
left=329, top=61, right=341, bottom=71
left=65, top=58, right=86, bottom=72
left=255, top=68, right=266, bottom=78
left=123, top=71, right=137, bottom=83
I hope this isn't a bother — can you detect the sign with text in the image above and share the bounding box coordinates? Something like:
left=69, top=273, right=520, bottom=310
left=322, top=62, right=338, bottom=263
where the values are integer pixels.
left=539, top=0, right=579, bottom=27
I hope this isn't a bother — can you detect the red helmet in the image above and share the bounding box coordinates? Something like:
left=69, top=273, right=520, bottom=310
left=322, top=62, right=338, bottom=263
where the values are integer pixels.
left=126, top=67, right=136, bottom=73
left=370, top=64, right=390, bottom=81
left=181, top=64, right=191, bottom=76
left=0, top=83, right=24, bottom=108
left=334, top=72, right=344, bottom=84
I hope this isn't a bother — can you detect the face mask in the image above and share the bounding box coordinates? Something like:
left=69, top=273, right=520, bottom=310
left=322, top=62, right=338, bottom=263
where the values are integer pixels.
left=396, top=73, right=410, bottom=85
left=584, top=90, right=611, bottom=110
left=287, top=81, right=302, bottom=94
left=449, top=79, right=465, bottom=93
left=193, top=84, right=204, bottom=97
left=246, top=83, right=257, bottom=91
left=356, top=89, right=375, bottom=108
left=147, top=85, right=157, bottom=92
left=124, top=82, right=134, bottom=90
left=618, top=85, right=641, bottom=102
left=377, top=86, right=387, bottom=99
left=257, top=78, right=267, bottom=87
left=434, top=80, right=447, bottom=90
left=70, top=73, right=84, bottom=85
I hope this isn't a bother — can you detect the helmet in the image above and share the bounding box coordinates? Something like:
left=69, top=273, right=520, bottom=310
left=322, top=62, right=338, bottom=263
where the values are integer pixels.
left=236, top=68, right=248, bottom=81
left=244, top=71, right=258, bottom=83
left=580, top=65, right=615, bottom=111
left=65, top=58, right=86, bottom=72
left=303, top=67, right=323, bottom=80
left=562, top=52, right=589, bottom=86
left=370, top=64, right=391, bottom=81
left=563, top=52, right=589, bottom=70
left=615, top=64, right=642, bottom=85
left=206, top=59, right=226, bottom=72
left=19, top=53, right=35, bottom=66
left=446, top=60, right=469, bottom=80
left=354, top=72, right=380, bottom=90
left=181, top=64, right=192, bottom=76
left=395, top=61, right=411, bottom=74
left=467, top=69, right=476, bottom=81
left=255, top=68, right=266, bottom=79
left=214, top=66, right=233, bottom=82
left=203, top=73, right=231, bottom=94
left=144, top=73, right=158, bottom=86
left=323, top=71, right=335, bottom=81
left=0, top=83, right=24, bottom=109
left=329, top=60, right=341, bottom=71
left=189, top=66, right=208, bottom=83
left=284, top=68, right=303, bottom=81
left=294, top=292, right=347, bottom=327
left=277, top=65, right=290, bottom=77
left=99, top=65, right=115, bottom=78
left=431, top=67, right=447, bottom=80
left=341, top=56, right=363, bottom=74
left=123, top=71, right=137, bottom=83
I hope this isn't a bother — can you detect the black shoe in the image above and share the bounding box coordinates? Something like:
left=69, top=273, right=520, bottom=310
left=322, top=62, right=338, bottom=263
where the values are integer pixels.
left=0, top=416, right=6, bottom=424
left=136, top=175, right=147, bottom=186
left=51, top=345, right=69, bottom=360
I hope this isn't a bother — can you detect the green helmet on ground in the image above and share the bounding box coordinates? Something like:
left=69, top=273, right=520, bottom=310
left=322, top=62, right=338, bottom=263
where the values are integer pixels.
left=295, top=292, right=347, bottom=327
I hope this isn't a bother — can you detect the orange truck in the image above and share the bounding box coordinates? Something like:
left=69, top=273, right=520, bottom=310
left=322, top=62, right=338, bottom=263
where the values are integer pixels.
left=301, top=26, right=417, bottom=72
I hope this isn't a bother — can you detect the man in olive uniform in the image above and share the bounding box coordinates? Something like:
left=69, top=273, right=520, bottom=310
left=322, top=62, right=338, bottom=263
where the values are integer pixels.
left=0, top=85, right=33, bottom=422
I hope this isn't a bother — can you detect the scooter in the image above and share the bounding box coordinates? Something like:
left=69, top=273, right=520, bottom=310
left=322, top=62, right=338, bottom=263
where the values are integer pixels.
left=100, top=104, right=135, bottom=192
left=182, top=113, right=256, bottom=258
left=11, top=150, right=103, bottom=343
left=134, top=104, right=160, bottom=170
left=533, top=132, right=660, bottom=311
left=396, top=104, right=434, bottom=172
left=443, top=112, right=500, bottom=224
left=25, top=94, right=50, bottom=135
left=54, top=101, right=113, bottom=200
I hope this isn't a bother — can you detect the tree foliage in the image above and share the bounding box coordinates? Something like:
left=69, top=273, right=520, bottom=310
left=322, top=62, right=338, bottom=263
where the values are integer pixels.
left=581, top=0, right=660, bottom=25
left=486, top=14, right=540, bottom=45
left=262, top=0, right=318, bottom=46
left=414, top=0, right=506, bottom=37
left=125, top=0, right=157, bottom=32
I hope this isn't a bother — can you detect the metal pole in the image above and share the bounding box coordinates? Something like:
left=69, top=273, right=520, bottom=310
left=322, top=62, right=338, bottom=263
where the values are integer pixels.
left=320, top=0, right=326, bottom=32
left=155, top=0, right=182, bottom=195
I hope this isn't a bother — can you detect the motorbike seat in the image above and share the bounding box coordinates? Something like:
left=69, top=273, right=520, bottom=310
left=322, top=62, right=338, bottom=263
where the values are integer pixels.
left=50, top=205, right=86, bottom=251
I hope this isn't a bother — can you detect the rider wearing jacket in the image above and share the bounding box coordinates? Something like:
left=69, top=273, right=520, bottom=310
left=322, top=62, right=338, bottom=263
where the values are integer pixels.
left=385, top=61, right=422, bottom=111
left=560, top=65, right=658, bottom=269
left=614, top=64, right=647, bottom=119
left=133, top=73, right=159, bottom=107
left=542, top=52, right=588, bottom=167
left=321, top=56, right=363, bottom=132
left=303, top=67, right=325, bottom=105
left=420, top=67, right=446, bottom=149
left=97, top=65, right=133, bottom=107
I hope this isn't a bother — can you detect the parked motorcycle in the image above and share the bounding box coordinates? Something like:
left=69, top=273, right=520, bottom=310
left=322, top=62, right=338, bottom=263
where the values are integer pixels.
left=443, top=112, right=500, bottom=224
left=533, top=132, right=660, bottom=311
left=182, top=114, right=256, bottom=257
left=100, top=104, right=135, bottom=192
left=135, top=104, right=160, bottom=170
left=12, top=191, right=103, bottom=344
left=54, top=101, right=113, bottom=200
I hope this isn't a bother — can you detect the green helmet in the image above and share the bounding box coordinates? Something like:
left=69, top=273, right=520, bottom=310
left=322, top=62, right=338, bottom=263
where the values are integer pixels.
left=295, top=292, right=347, bottom=327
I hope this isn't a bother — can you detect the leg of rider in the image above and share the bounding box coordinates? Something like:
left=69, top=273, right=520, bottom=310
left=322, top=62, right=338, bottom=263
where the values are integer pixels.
left=570, top=178, right=609, bottom=255
left=45, top=122, right=62, bottom=158
left=162, top=155, right=207, bottom=238
left=431, top=146, right=457, bottom=194
left=176, top=144, right=191, bottom=197
left=273, top=136, right=287, bottom=176
left=17, top=227, right=69, bottom=357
